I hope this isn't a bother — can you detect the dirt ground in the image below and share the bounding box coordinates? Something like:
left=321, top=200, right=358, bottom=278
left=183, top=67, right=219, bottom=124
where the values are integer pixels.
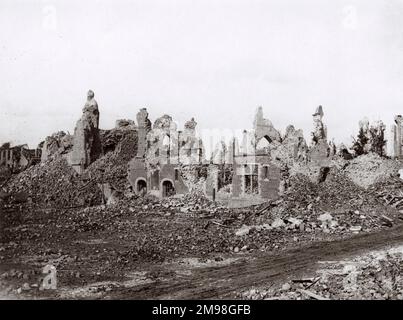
left=1, top=201, right=402, bottom=300
left=1, top=154, right=403, bottom=300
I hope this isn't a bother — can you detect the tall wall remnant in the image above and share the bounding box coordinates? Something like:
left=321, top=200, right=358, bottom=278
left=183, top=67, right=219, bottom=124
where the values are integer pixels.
left=311, top=105, right=327, bottom=143
left=271, top=125, right=308, bottom=165
left=180, top=118, right=203, bottom=165
left=68, top=90, right=102, bottom=174
left=253, top=107, right=308, bottom=166
left=254, top=106, right=281, bottom=142
left=136, top=108, right=152, bottom=158
left=309, top=105, right=330, bottom=164
left=392, top=115, right=403, bottom=159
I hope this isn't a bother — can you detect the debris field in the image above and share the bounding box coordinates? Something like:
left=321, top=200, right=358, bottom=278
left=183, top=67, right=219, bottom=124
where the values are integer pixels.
left=1, top=92, right=403, bottom=299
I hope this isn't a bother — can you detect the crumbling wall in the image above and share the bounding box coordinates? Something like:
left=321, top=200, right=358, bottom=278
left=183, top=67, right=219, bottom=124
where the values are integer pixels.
left=115, top=119, right=136, bottom=131
left=160, top=164, right=188, bottom=196
left=100, top=128, right=137, bottom=158
left=136, top=108, right=152, bottom=158
left=145, top=114, right=176, bottom=166
left=127, top=158, right=147, bottom=195
left=180, top=164, right=206, bottom=193
left=41, top=131, right=73, bottom=162
left=308, top=105, right=331, bottom=166
left=270, top=125, right=308, bottom=165
left=217, top=165, right=233, bottom=191
left=205, top=164, right=219, bottom=197
left=259, top=163, right=281, bottom=200
left=230, top=155, right=281, bottom=201
left=179, top=118, right=203, bottom=165
left=254, top=106, right=281, bottom=142
left=231, top=173, right=242, bottom=198
left=128, top=109, right=204, bottom=198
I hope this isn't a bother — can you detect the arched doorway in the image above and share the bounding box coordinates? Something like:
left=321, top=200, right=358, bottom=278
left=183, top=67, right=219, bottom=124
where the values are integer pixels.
left=161, top=179, right=175, bottom=197
left=136, top=178, right=147, bottom=196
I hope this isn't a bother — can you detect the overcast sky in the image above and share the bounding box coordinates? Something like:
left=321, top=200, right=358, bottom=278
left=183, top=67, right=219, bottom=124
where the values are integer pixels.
left=1, top=0, right=403, bottom=152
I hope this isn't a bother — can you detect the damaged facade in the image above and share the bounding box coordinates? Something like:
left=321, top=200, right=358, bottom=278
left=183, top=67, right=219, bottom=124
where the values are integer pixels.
left=127, top=109, right=204, bottom=198
left=205, top=107, right=306, bottom=207
left=0, top=143, right=41, bottom=172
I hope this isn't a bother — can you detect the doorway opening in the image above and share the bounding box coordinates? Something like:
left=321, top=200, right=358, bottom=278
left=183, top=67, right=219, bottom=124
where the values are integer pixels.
left=162, top=180, right=175, bottom=197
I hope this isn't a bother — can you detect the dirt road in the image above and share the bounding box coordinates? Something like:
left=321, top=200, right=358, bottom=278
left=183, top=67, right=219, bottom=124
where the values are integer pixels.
left=111, top=222, right=403, bottom=299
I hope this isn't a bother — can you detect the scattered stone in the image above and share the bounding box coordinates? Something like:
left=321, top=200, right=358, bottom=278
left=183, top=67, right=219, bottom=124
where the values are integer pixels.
left=22, top=283, right=31, bottom=291
left=235, top=225, right=251, bottom=236
left=350, top=226, right=362, bottom=232
left=380, top=215, right=393, bottom=227
left=271, top=218, right=285, bottom=229
left=281, top=283, right=291, bottom=291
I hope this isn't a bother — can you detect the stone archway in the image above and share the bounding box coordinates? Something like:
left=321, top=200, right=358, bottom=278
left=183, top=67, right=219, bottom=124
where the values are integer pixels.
left=161, top=179, right=175, bottom=198
left=135, top=178, right=147, bottom=196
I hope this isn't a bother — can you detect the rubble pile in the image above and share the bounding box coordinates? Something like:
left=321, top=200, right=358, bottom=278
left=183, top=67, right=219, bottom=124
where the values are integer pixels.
left=269, top=169, right=399, bottom=234
left=161, top=192, right=220, bottom=213
left=3, top=152, right=400, bottom=256
left=0, top=166, right=11, bottom=185
left=241, top=245, right=403, bottom=300
left=3, top=124, right=138, bottom=208
left=2, top=160, right=403, bottom=296
left=368, top=177, right=403, bottom=211
left=343, top=153, right=401, bottom=188
left=87, top=130, right=137, bottom=192
left=179, top=165, right=208, bottom=194
left=40, top=131, right=73, bottom=162
left=100, top=128, right=137, bottom=157
left=5, top=158, right=102, bottom=208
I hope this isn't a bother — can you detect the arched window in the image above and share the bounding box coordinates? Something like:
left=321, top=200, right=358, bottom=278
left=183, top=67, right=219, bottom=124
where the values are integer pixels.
left=256, top=136, right=271, bottom=150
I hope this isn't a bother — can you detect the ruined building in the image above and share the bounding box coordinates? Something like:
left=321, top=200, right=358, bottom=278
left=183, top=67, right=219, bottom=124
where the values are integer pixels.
left=252, top=106, right=308, bottom=166
left=128, top=109, right=204, bottom=198
left=0, top=143, right=41, bottom=171
left=67, top=90, right=103, bottom=174
left=229, top=142, right=282, bottom=207
left=205, top=107, right=300, bottom=207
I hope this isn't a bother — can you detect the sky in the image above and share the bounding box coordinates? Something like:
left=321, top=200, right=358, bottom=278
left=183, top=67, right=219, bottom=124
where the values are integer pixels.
left=1, top=0, right=403, bottom=154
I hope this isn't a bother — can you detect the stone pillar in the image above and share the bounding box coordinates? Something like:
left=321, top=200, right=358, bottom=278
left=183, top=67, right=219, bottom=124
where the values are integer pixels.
left=394, top=115, right=403, bottom=158
left=136, top=108, right=151, bottom=158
